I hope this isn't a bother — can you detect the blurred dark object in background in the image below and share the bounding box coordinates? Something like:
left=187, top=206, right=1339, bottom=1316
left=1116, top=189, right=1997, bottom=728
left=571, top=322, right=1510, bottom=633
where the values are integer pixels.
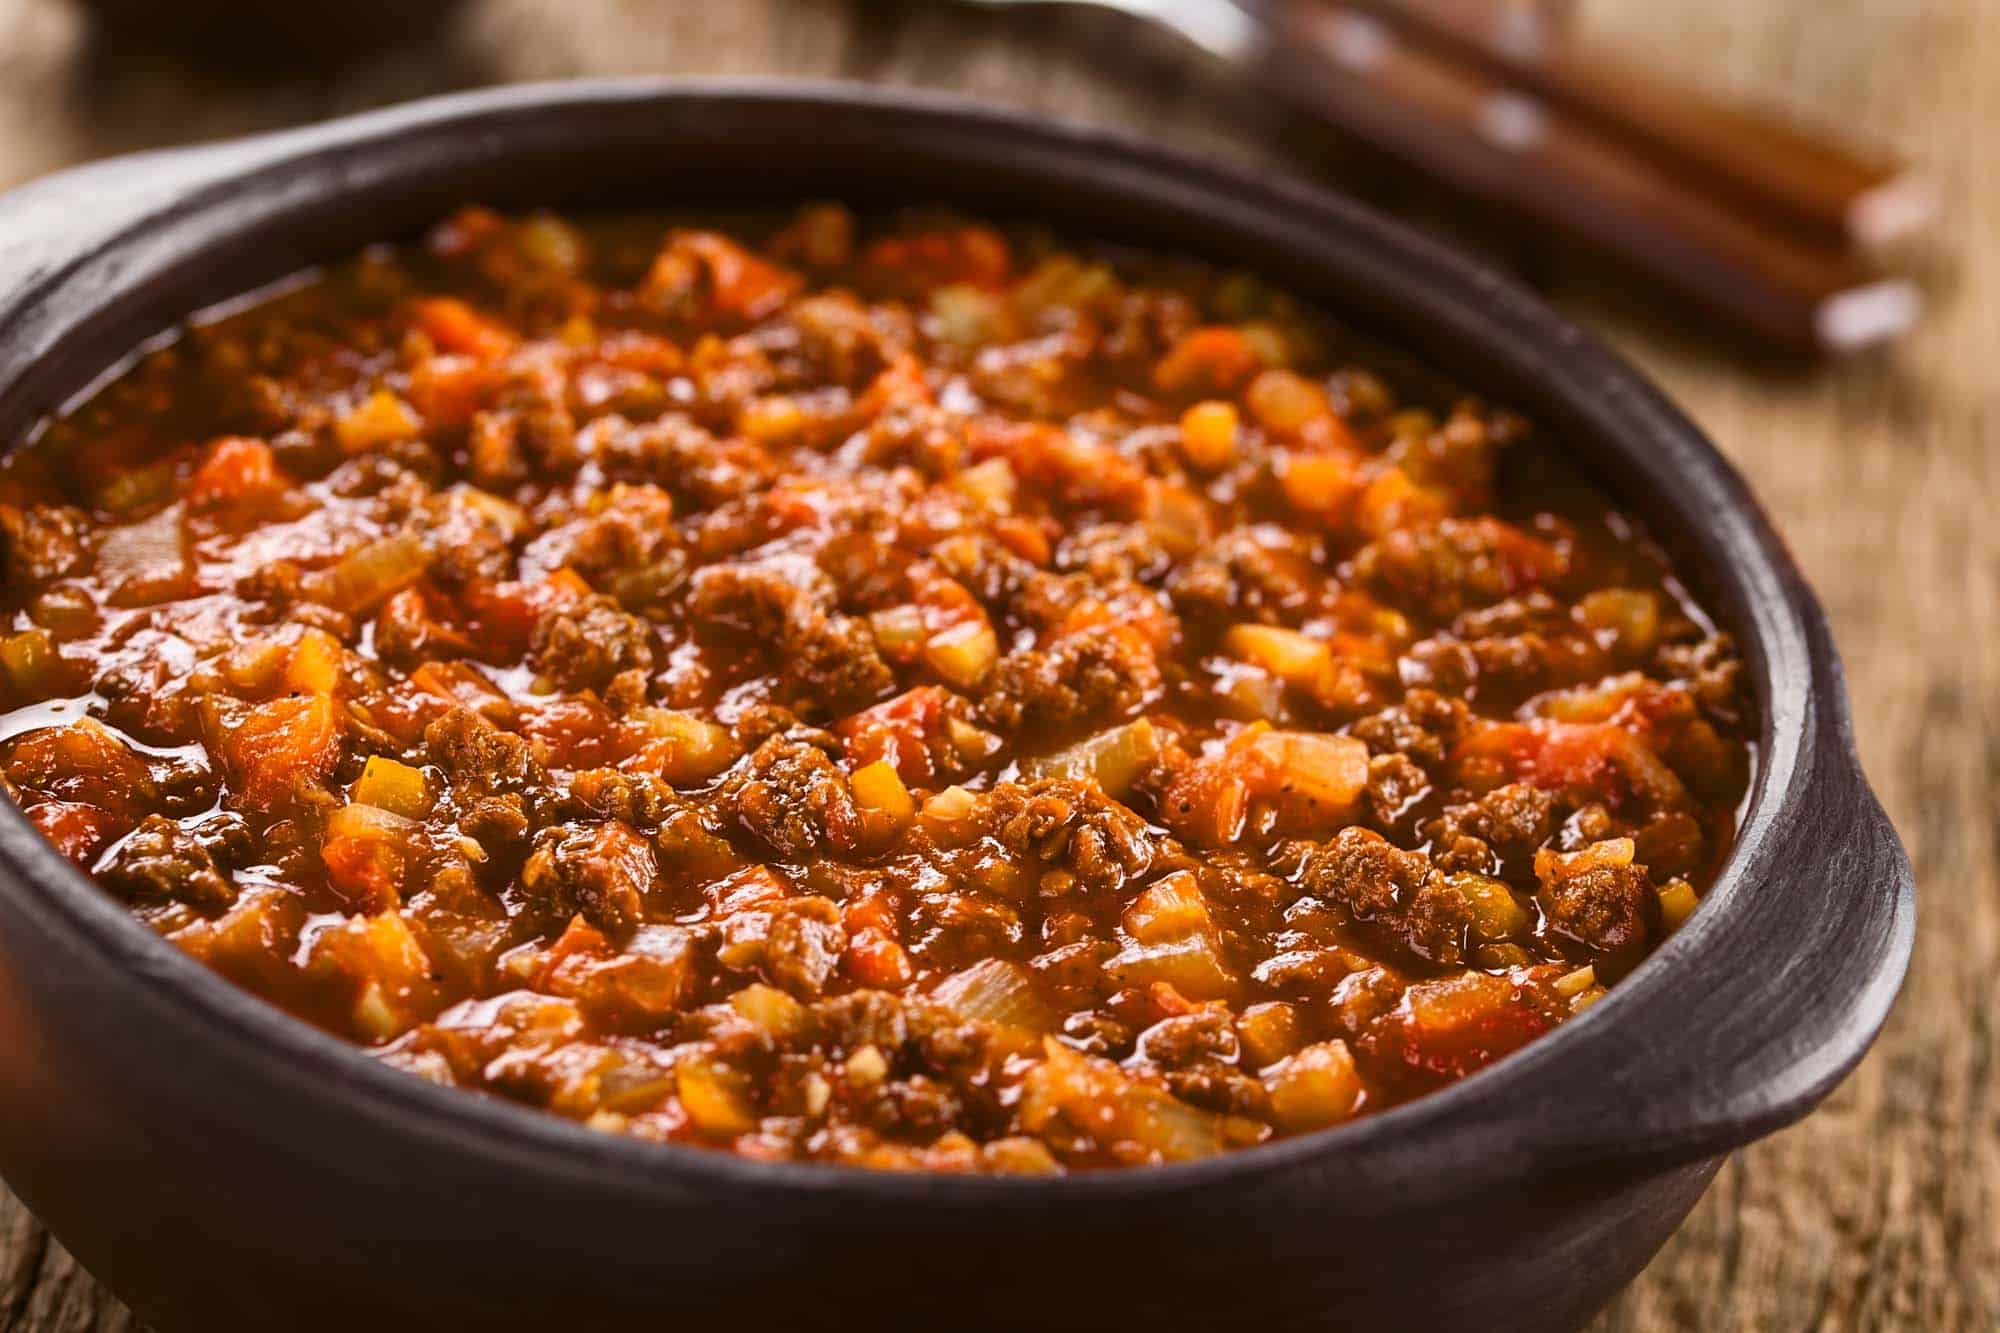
left=77, top=0, right=468, bottom=68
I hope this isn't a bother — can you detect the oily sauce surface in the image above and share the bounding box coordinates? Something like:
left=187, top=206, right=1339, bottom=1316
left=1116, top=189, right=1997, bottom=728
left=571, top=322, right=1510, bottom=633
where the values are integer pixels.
left=0, top=206, right=1751, bottom=1171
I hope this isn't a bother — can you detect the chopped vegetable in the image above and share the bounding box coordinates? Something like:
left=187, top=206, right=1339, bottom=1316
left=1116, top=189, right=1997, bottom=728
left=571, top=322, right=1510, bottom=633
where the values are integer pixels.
left=1264, top=1040, right=1363, bottom=1131
left=352, top=755, right=431, bottom=818
left=1659, top=879, right=1700, bottom=932
left=933, top=959, right=1054, bottom=1034
left=335, top=389, right=422, bottom=453
left=1179, top=400, right=1239, bottom=471
left=1024, top=718, right=1161, bottom=798
left=924, top=617, right=999, bottom=690
left=849, top=759, right=915, bottom=822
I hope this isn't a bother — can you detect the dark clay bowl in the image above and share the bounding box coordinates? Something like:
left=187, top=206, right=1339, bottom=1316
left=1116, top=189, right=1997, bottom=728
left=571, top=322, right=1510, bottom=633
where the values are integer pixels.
left=0, top=81, right=1913, bottom=1333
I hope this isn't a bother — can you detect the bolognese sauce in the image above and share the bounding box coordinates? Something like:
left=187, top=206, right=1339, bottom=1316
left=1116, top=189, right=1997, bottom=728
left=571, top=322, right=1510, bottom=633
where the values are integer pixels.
left=0, top=206, right=1751, bottom=1171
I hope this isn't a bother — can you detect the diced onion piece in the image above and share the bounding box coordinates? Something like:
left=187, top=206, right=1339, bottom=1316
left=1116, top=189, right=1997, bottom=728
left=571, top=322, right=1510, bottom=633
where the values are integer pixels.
left=1021, top=1040, right=1227, bottom=1163
left=335, top=388, right=422, bottom=453
left=626, top=709, right=739, bottom=784
left=352, top=755, right=431, bottom=818
left=1535, top=837, right=1637, bottom=884
left=924, top=617, right=999, bottom=689
left=869, top=604, right=927, bottom=658
left=326, top=801, right=418, bottom=844
left=981, top=1136, right=1063, bottom=1174
left=1579, top=587, right=1662, bottom=657
left=1237, top=1001, right=1307, bottom=1069
left=1474, top=943, right=1535, bottom=970
left=729, top=983, right=808, bottom=1041
left=306, top=530, right=430, bottom=615
left=844, top=1044, right=889, bottom=1087
left=1553, top=964, right=1598, bottom=997
left=920, top=784, right=981, bottom=844
left=0, top=629, right=59, bottom=697
left=953, top=457, right=1018, bottom=511
left=1264, top=1040, right=1363, bottom=1131
left=96, top=502, right=191, bottom=608
left=850, top=759, right=916, bottom=822
left=931, top=283, right=1014, bottom=348
left=932, top=959, right=1054, bottom=1034
left=1144, top=482, right=1212, bottom=558
left=1121, top=871, right=1212, bottom=944
left=1658, top=879, right=1700, bottom=933
left=1179, top=400, right=1239, bottom=471
left=676, top=1056, right=758, bottom=1137
left=1216, top=666, right=1287, bottom=723
left=1024, top=718, right=1161, bottom=798
left=95, top=462, right=176, bottom=516
left=1224, top=623, right=1332, bottom=687
left=1248, top=730, right=1369, bottom=811
left=1103, top=933, right=1238, bottom=1001
left=1451, top=873, right=1532, bottom=942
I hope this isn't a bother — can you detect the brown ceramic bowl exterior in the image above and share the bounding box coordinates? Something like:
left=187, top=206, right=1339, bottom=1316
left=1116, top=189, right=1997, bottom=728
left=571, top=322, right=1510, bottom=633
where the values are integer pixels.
left=0, top=82, right=1912, bottom=1333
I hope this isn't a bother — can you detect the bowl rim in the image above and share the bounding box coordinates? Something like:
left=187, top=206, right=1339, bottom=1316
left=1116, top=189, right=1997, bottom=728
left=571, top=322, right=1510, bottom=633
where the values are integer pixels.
left=0, top=76, right=1912, bottom=1204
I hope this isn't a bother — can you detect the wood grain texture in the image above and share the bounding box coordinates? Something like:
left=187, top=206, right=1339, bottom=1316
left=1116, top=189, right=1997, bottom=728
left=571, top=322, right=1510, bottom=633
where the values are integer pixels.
left=0, top=0, right=1988, bottom=1328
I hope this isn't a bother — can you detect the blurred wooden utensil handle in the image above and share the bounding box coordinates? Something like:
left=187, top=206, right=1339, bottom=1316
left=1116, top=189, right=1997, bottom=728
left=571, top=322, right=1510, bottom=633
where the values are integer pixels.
left=1341, top=0, right=1934, bottom=247
left=1260, top=3, right=1919, bottom=353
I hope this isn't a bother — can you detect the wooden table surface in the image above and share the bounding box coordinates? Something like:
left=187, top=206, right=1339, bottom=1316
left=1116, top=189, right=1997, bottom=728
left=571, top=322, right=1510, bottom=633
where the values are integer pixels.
left=0, top=0, right=1989, bottom=1328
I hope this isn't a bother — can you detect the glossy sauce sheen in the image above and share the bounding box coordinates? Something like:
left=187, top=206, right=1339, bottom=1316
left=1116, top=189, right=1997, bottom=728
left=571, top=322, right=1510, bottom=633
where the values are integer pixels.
left=0, top=207, right=1752, bottom=1172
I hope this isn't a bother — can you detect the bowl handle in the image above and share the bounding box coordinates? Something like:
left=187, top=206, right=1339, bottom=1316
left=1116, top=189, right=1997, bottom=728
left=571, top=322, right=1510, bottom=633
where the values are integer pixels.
left=1513, top=702, right=1915, bottom=1173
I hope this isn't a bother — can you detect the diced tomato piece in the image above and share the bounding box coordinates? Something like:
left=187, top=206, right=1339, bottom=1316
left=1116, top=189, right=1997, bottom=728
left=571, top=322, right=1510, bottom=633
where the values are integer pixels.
left=187, top=436, right=284, bottom=509
left=24, top=800, right=123, bottom=865
left=862, top=226, right=1012, bottom=292
left=1454, top=718, right=1686, bottom=810
left=1363, top=970, right=1553, bottom=1087
left=1153, top=327, right=1260, bottom=398
left=837, top=686, right=947, bottom=785
left=844, top=928, right=914, bottom=989
left=427, top=205, right=506, bottom=260
left=840, top=890, right=901, bottom=939
left=462, top=575, right=586, bottom=655
left=5, top=722, right=155, bottom=816
left=854, top=353, right=933, bottom=420
left=321, top=833, right=405, bottom=914
left=406, top=354, right=501, bottom=429
left=410, top=297, right=518, bottom=361
left=642, top=231, right=801, bottom=326
left=225, top=694, right=340, bottom=811
left=518, top=698, right=620, bottom=770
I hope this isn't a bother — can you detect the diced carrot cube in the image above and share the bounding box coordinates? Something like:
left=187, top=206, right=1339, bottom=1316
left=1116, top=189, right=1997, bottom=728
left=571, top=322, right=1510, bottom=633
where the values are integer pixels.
left=844, top=928, right=915, bottom=989
left=1153, top=327, right=1260, bottom=397
left=187, top=436, right=283, bottom=509
left=1355, top=466, right=1450, bottom=537
left=849, top=759, right=916, bottom=823
left=407, top=354, right=500, bottom=429
left=335, top=390, right=422, bottom=454
left=409, top=297, right=517, bottom=361
left=225, top=694, right=340, bottom=811
left=1179, top=400, right=1240, bottom=471
left=283, top=627, right=346, bottom=697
